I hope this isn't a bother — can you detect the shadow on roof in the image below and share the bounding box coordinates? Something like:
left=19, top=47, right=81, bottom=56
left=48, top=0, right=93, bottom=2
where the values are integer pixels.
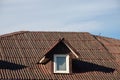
left=72, top=59, right=115, bottom=73
left=0, top=60, right=27, bottom=70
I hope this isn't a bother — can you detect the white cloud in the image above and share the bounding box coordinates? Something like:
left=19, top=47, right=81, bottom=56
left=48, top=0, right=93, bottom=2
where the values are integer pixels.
left=48, top=0, right=119, bottom=20
left=62, top=21, right=102, bottom=32
left=6, top=20, right=101, bottom=33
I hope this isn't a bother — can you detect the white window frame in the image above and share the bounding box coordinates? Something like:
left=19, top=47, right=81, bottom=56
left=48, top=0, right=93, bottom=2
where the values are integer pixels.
left=54, top=54, right=69, bottom=73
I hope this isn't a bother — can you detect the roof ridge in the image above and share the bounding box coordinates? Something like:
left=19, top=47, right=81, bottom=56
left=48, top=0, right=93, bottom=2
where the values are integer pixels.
left=29, top=31, right=90, bottom=34
left=0, top=31, right=29, bottom=38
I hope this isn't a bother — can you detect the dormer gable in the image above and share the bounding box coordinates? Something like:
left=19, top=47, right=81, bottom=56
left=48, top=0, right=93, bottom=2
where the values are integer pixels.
left=39, top=38, right=79, bottom=64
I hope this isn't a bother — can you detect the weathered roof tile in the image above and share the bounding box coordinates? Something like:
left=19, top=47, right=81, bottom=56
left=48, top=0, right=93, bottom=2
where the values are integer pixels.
left=0, top=31, right=120, bottom=79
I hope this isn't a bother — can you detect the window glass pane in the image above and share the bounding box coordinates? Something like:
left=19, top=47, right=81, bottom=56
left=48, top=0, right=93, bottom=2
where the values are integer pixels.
left=56, top=57, right=66, bottom=71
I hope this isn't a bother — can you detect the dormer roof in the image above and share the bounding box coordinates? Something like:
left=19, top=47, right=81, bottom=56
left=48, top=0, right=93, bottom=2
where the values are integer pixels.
left=39, top=38, right=79, bottom=64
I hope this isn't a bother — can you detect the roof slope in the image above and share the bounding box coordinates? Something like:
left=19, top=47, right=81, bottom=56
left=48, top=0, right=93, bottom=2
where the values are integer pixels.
left=95, top=36, right=120, bottom=72
left=0, top=31, right=120, bottom=79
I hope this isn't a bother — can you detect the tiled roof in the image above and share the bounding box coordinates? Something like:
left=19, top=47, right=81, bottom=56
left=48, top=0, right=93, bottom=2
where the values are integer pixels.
left=0, top=31, right=120, bottom=79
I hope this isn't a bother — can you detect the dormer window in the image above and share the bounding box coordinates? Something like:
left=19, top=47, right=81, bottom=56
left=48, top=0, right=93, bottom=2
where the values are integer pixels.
left=54, top=54, right=69, bottom=73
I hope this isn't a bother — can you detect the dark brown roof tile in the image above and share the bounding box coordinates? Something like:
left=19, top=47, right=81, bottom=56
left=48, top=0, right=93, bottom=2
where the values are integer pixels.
left=0, top=31, right=120, bottom=79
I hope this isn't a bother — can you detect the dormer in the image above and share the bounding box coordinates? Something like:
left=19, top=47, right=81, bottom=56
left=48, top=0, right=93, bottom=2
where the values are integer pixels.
left=39, top=38, right=79, bottom=74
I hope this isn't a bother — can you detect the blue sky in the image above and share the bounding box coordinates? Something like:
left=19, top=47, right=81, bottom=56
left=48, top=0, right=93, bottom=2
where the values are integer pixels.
left=0, top=0, right=120, bottom=39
